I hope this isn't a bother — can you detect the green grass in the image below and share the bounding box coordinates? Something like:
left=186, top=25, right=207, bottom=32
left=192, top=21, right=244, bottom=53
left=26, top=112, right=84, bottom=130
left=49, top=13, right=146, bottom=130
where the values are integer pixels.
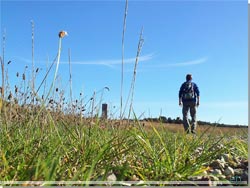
left=0, top=117, right=247, bottom=184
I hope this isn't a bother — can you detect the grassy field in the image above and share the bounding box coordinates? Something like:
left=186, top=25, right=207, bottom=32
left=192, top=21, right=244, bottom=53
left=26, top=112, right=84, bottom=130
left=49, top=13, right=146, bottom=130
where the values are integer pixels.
left=0, top=114, right=248, bottom=185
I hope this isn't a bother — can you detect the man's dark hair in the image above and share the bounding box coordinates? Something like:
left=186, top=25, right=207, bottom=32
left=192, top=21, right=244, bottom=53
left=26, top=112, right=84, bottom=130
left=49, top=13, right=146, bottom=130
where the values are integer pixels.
left=186, top=74, right=192, bottom=81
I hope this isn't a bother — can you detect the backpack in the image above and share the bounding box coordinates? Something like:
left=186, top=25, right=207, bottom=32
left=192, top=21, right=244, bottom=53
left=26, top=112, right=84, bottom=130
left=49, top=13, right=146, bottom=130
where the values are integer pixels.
left=182, top=82, right=195, bottom=99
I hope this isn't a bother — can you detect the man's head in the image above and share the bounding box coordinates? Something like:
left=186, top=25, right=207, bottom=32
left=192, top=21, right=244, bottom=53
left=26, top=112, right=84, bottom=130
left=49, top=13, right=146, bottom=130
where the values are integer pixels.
left=186, top=74, right=192, bottom=81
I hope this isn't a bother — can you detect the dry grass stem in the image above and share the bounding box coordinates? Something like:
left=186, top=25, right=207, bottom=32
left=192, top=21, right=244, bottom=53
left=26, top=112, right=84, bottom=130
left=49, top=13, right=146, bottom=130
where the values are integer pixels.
left=120, top=0, right=128, bottom=121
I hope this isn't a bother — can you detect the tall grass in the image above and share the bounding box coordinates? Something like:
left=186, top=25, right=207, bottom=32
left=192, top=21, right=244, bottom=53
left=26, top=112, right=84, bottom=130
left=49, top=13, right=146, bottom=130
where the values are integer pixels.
left=120, top=0, right=128, bottom=121
left=127, top=27, right=144, bottom=120
left=1, top=29, right=6, bottom=98
left=68, top=48, right=73, bottom=109
left=0, top=118, right=247, bottom=184
left=31, top=20, right=35, bottom=104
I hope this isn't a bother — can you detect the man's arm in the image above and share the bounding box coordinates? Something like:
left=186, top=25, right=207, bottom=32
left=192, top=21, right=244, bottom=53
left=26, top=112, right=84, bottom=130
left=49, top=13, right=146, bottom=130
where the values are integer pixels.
left=179, top=84, right=183, bottom=106
left=194, top=83, right=200, bottom=106
left=197, top=96, right=200, bottom=107
left=179, top=97, right=182, bottom=106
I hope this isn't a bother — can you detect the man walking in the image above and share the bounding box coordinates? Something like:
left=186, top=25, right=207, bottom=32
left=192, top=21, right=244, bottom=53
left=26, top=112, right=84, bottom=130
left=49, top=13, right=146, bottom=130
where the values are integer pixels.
left=179, top=74, right=200, bottom=134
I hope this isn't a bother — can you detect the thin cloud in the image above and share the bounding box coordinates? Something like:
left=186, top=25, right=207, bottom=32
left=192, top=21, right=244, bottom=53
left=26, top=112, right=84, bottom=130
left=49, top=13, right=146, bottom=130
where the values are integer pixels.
left=153, top=57, right=208, bottom=68
left=15, top=54, right=206, bottom=70
left=167, top=57, right=208, bottom=67
left=61, top=53, right=154, bottom=68
left=135, top=56, right=207, bottom=72
left=15, top=53, right=154, bottom=68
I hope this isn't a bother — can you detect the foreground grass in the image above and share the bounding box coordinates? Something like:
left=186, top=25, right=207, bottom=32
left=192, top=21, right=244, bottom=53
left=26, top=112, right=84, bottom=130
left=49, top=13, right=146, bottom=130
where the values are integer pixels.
left=0, top=117, right=247, bottom=183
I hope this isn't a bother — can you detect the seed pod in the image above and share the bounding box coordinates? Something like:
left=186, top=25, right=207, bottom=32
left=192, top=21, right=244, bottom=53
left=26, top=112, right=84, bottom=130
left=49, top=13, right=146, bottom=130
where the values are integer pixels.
left=8, top=92, right=12, bottom=100
left=56, top=88, right=58, bottom=92
left=36, top=68, right=39, bottom=73
left=22, top=74, right=26, bottom=80
left=16, top=72, right=19, bottom=77
left=15, top=85, right=18, bottom=93
left=7, top=60, right=11, bottom=65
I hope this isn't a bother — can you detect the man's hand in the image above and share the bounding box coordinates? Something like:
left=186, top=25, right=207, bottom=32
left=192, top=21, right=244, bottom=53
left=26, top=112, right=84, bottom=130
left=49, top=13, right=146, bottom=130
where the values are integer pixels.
left=196, top=96, right=200, bottom=107
left=196, top=100, right=200, bottom=107
left=179, top=98, right=182, bottom=106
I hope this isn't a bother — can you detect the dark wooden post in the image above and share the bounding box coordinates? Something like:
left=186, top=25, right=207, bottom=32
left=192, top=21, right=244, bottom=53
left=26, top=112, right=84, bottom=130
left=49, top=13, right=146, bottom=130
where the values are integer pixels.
left=102, top=103, right=108, bottom=119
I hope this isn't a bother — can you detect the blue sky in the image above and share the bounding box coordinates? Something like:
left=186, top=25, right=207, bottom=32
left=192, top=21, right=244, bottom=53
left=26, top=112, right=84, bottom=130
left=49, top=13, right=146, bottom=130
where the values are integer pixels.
left=1, top=0, right=248, bottom=125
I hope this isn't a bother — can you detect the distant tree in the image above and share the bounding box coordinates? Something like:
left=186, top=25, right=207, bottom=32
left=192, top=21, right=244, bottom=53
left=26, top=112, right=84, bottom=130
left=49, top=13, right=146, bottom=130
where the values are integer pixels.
left=167, top=117, right=173, bottom=123
left=175, top=117, right=182, bottom=124
left=159, top=116, right=167, bottom=123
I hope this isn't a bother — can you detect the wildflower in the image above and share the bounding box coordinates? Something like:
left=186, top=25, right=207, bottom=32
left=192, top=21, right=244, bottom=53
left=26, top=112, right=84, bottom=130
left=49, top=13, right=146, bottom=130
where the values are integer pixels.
left=58, top=31, right=68, bottom=38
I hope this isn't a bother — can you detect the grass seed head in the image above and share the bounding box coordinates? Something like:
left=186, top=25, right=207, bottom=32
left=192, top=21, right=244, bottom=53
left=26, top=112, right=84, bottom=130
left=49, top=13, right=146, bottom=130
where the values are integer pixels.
left=58, top=31, right=68, bottom=38
left=15, top=85, right=18, bottom=93
left=8, top=92, right=12, bottom=100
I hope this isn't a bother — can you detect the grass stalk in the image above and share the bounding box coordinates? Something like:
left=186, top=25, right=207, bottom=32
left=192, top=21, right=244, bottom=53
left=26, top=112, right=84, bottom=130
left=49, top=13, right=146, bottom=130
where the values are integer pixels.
left=128, top=27, right=144, bottom=120
left=42, top=55, right=49, bottom=99
left=91, top=91, right=96, bottom=121
left=1, top=29, right=6, bottom=98
left=120, top=0, right=128, bottom=121
left=31, top=20, right=35, bottom=105
left=68, top=48, right=73, bottom=111
left=28, top=32, right=66, bottom=126
left=36, top=55, right=57, bottom=94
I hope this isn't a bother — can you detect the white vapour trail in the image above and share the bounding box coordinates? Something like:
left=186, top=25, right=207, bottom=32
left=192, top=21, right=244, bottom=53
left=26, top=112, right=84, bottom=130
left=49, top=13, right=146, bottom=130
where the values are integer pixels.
left=61, top=53, right=154, bottom=67
left=151, top=57, right=208, bottom=68
left=15, top=53, right=154, bottom=68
